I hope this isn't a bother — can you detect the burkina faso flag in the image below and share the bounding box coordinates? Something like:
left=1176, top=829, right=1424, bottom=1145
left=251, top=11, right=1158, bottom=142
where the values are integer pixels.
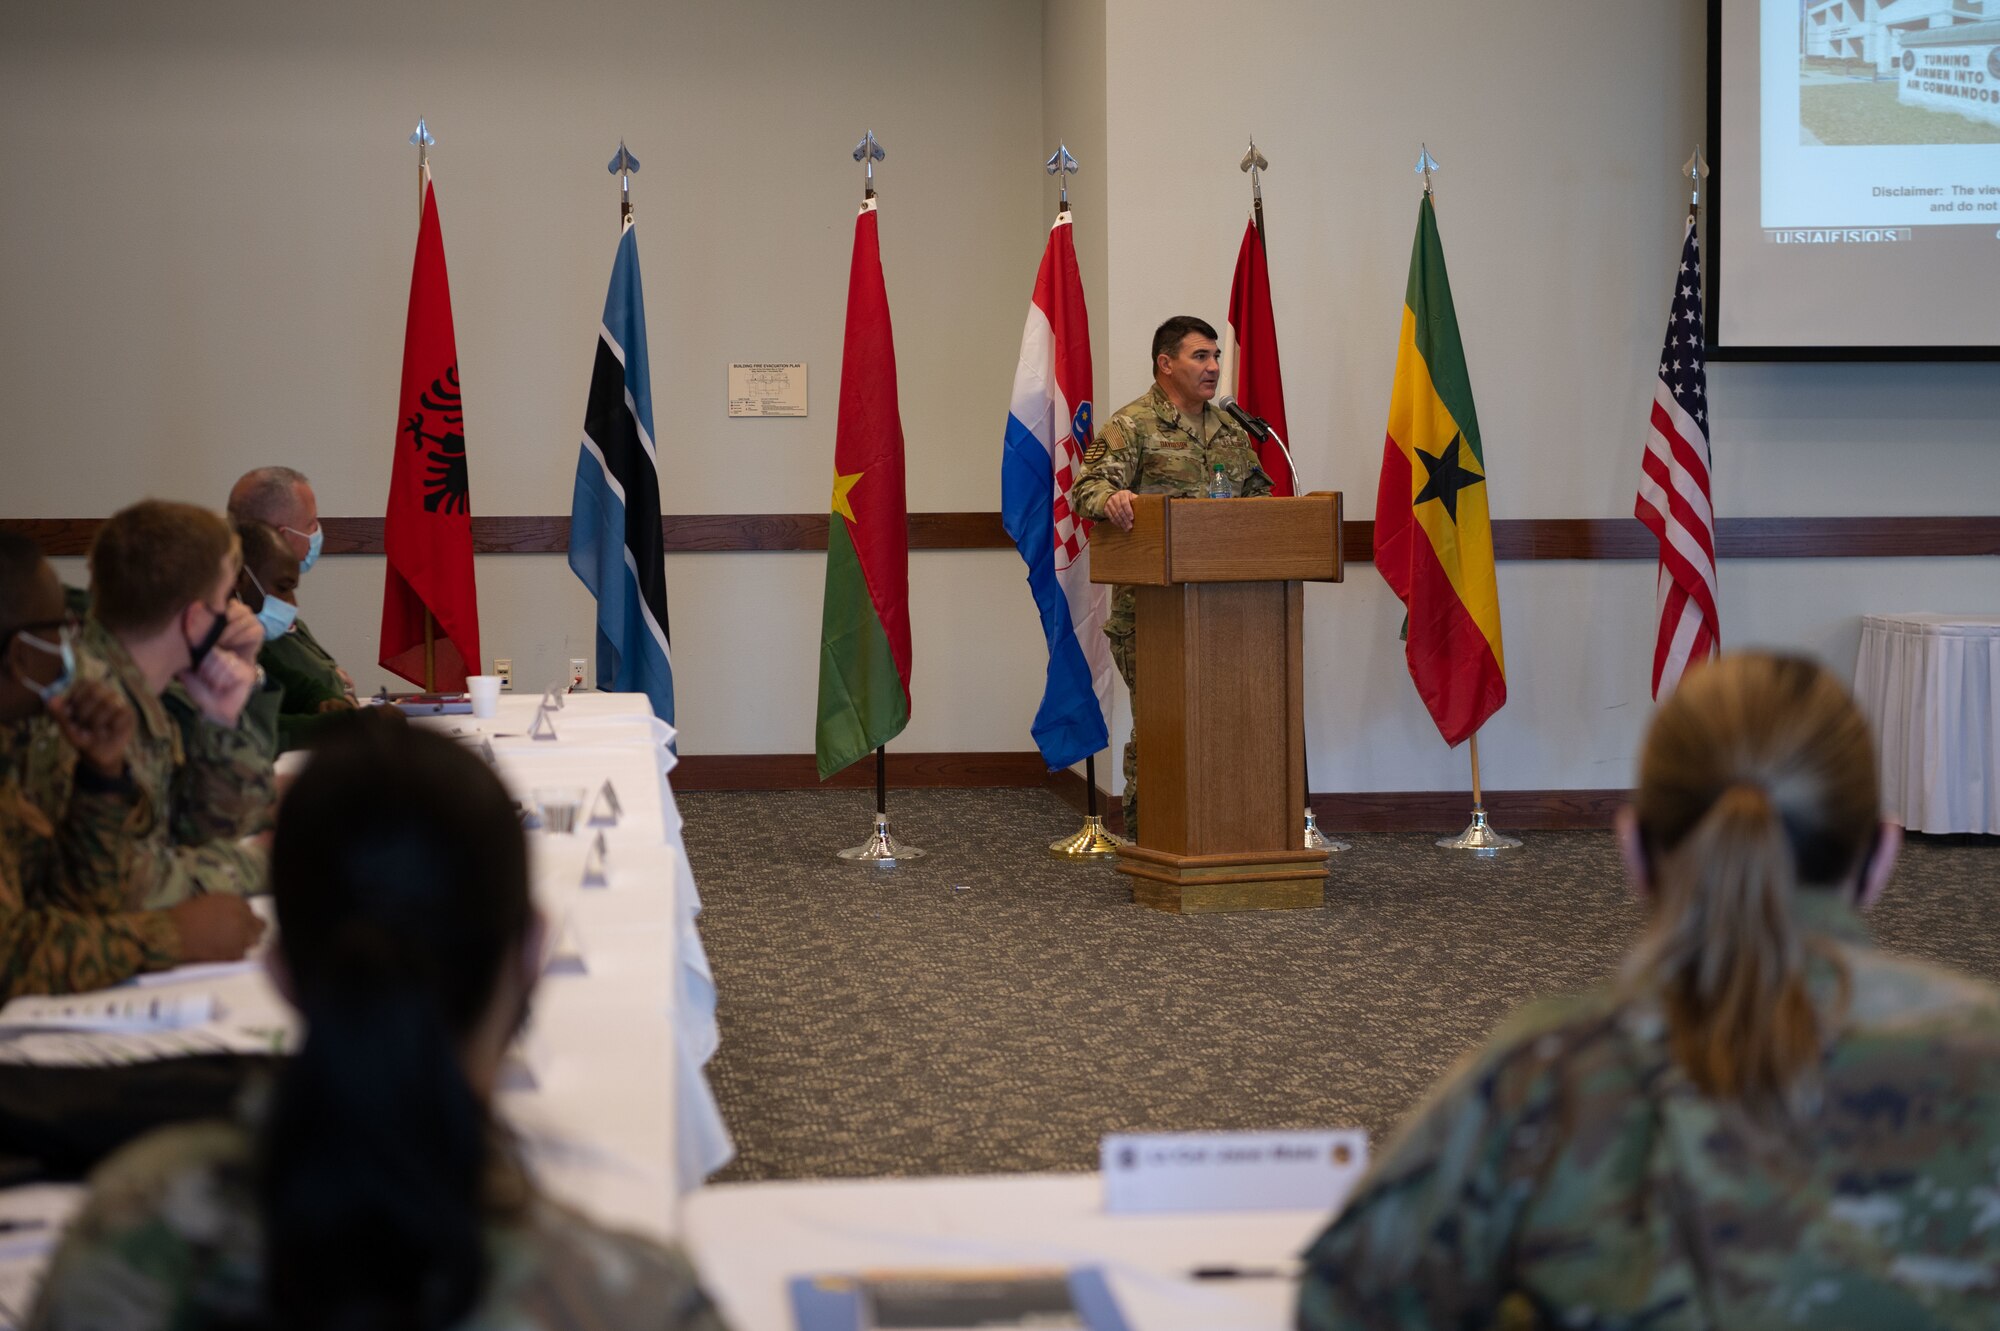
left=1374, top=194, right=1505, bottom=747
left=814, top=198, right=911, bottom=779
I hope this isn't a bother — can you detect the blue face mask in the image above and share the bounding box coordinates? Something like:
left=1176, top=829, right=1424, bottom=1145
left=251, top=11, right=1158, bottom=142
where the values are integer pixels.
left=284, top=522, right=323, bottom=575
left=13, top=624, right=77, bottom=704
left=256, top=595, right=298, bottom=643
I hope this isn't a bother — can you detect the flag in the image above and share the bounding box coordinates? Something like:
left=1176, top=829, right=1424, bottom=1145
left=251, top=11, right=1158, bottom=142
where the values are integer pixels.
left=569, top=222, right=674, bottom=724
left=1636, top=213, right=1720, bottom=698
left=1375, top=195, right=1505, bottom=747
left=815, top=199, right=911, bottom=779
left=1227, top=214, right=1295, bottom=495
left=381, top=174, right=481, bottom=690
left=1001, top=210, right=1112, bottom=771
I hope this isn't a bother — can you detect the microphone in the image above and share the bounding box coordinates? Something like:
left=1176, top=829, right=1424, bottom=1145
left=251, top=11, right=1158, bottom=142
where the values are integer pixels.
left=1217, top=394, right=1303, bottom=492
left=1216, top=394, right=1270, bottom=441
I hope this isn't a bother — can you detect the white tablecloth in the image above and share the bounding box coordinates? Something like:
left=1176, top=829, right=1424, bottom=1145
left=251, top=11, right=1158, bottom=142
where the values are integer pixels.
left=682, top=1174, right=1331, bottom=1331
left=1854, top=613, right=2000, bottom=834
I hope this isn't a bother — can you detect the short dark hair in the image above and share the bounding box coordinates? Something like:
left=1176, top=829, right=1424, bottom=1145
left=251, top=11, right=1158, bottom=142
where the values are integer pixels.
left=0, top=531, right=51, bottom=640
left=89, top=501, right=237, bottom=635
left=1152, top=315, right=1219, bottom=371
left=235, top=519, right=294, bottom=582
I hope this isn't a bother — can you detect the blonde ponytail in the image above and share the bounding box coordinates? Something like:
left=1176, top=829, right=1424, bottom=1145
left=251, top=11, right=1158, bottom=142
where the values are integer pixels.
left=1627, top=655, right=1876, bottom=1128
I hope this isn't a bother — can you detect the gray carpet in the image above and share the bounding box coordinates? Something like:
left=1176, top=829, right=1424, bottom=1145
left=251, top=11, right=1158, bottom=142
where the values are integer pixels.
left=680, top=789, right=2000, bottom=1183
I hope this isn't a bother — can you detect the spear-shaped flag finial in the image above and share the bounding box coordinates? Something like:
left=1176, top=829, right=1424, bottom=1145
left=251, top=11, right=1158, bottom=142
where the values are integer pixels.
left=1045, top=142, right=1079, bottom=211
left=1240, top=136, right=1270, bottom=223
left=609, top=139, right=640, bottom=225
left=409, top=118, right=436, bottom=217
left=1415, top=143, right=1439, bottom=197
left=1682, top=145, right=1709, bottom=208
left=853, top=130, right=886, bottom=198
left=409, top=118, right=435, bottom=150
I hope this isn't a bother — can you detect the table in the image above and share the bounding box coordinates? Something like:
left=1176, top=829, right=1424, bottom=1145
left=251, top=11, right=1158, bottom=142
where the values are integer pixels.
left=682, top=1174, right=1331, bottom=1331
left=0, top=688, right=730, bottom=1326
left=1854, top=613, right=2000, bottom=834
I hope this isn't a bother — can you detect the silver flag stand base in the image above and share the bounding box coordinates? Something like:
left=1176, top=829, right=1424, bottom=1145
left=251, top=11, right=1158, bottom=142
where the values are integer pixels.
left=1437, top=808, right=1522, bottom=856
left=837, top=814, right=925, bottom=867
left=1302, top=810, right=1349, bottom=853
left=1050, top=814, right=1126, bottom=859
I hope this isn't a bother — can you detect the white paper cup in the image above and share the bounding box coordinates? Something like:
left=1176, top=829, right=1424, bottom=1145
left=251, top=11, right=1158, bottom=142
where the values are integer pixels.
left=467, top=675, right=502, bottom=718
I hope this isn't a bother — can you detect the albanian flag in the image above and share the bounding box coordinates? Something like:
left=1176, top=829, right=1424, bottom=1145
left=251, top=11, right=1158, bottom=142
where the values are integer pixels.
left=381, top=174, right=481, bottom=690
left=1227, top=213, right=1295, bottom=495
left=814, top=198, right=911, bottom=779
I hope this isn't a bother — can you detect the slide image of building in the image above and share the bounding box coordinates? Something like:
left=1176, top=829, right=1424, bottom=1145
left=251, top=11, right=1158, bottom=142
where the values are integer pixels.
left=1800, top=0, right=2000, bottom=142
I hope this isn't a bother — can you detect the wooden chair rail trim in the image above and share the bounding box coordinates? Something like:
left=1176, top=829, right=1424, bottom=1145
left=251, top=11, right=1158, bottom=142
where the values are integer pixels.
left=8, top=514, right=1998, bottom=561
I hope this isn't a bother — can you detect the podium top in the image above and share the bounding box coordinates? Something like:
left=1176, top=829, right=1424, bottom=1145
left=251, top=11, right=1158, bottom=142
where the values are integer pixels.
left=1089, top=492, right=1343, bottom=586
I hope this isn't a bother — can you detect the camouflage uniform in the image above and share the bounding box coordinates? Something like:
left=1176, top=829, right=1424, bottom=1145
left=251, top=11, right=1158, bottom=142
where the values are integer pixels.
left=1297, top=892, right=2000, bottom=1330
left=1067, top=384, right=1271, bottom=837
left=259, top=615, right=349, bottom=751
left=0, top=726, right=179, bottom=1001
left=73, top=620, right=274, bottom=908
left=27, top=1115, right=732, bottom=1331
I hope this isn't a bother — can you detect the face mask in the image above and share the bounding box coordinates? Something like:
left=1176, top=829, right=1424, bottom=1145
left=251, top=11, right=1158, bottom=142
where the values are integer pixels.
left=186, top=604, right=229, bottom=671
left=285, top=522, right=324, bottom=574
left=256, top=595, right=298, bottom=642
left=12, top=625, right=76, bottom=704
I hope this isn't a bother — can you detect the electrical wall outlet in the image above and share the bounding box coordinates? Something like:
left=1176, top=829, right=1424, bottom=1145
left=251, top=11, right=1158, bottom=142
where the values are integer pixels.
left=492, top=658, right=513, bottom=692
left=569, top=657, right=588, bottom=692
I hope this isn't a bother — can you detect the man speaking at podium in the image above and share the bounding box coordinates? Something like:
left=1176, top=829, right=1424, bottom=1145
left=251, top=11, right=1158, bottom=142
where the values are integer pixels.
left=1070, top=315, right=1271, bottom=840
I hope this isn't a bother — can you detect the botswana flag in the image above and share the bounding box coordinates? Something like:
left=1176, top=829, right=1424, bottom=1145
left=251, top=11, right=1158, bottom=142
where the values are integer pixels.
left=569, top=221, right=673, bottom=724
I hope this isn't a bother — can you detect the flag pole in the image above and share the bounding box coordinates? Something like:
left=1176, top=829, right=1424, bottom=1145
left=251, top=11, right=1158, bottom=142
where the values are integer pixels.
left=833, top=131, right=921, bottom=868
left=837, top=744, right=926, bottom=865
left=411, top=117, right=440, bottom=692
left=1034, top=143, right=1121, bottom=860
left=1436, top=729, right=1521, bottom=855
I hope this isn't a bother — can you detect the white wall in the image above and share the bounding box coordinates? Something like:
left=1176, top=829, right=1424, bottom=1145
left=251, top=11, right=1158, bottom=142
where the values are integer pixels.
left=9, top=2, right=1997, bottom=787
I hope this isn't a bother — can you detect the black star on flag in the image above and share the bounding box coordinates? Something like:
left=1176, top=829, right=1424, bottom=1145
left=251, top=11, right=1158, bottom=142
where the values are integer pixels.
left=1412, top=432, right=1486, bottom=523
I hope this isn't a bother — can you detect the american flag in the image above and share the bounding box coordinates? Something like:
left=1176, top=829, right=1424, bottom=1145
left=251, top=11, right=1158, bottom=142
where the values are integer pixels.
left=1635, top=212, right=1720, bottom=698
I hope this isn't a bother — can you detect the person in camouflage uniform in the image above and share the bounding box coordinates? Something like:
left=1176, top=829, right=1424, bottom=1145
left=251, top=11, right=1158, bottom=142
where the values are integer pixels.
left=1298, top=653, right=2000, bottom=1330
left=77, top=501, right=276, bottom=908
left=1068, top=315, right=1270, bottom=839
left=0, top=534, right=264, bottom=999
left=30, top=715, right=729, bottom=1331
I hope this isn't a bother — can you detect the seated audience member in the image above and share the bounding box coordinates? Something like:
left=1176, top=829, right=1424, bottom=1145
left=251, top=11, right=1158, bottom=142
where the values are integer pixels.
left=226, top=465, right=354, bottom=696
left=236, top=520, right=352, bottom=751
left=1297, top=652, right=2000, bottom=1329
left=84, top=501, right=275, bottom=907
left=29, top=713, right=730, bottom=1330
left=0, top=534, right=263, bottom=999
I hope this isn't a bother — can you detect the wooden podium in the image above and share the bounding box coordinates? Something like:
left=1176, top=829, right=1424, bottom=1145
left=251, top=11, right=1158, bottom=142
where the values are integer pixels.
left=1090, top=493, right=1343, bottom=913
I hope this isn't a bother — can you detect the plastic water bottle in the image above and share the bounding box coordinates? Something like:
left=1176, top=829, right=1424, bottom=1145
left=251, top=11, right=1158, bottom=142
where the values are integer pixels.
left=1206, top=462, right=1231, bottom=499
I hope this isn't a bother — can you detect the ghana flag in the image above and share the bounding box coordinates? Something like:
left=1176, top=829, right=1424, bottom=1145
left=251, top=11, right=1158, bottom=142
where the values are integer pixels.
left=1374, top=194, right=1505, bottom=747
left=815, top=197, right=912, bottom=779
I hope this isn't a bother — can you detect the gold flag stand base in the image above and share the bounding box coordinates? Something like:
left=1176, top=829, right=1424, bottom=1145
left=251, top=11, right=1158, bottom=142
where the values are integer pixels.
left=1050, top=814, right=1125, bottom=859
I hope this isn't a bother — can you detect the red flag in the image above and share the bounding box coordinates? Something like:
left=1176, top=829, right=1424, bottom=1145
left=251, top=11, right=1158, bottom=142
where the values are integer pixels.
left=1227, top=215, right=1295, bottom=496
left=813, top=199, right=911, bottom=777
left=381, top=177, right=480, bottom=690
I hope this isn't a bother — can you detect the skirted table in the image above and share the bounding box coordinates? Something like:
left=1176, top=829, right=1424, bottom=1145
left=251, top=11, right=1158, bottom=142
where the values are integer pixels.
left=1854, top=613, right=2000, bottom=834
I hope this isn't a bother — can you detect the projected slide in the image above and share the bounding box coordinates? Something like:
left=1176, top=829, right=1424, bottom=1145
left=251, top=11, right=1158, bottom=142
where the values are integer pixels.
left=1769, top=1, right=2000, bottom=231
left=1714, top=0, right=2000, bottom=354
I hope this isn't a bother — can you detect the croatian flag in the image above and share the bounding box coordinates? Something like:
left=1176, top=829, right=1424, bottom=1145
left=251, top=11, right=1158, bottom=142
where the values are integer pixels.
left=1001, top=211, right=1112, bottom=770
left=569, top=221, right=674, bottom=725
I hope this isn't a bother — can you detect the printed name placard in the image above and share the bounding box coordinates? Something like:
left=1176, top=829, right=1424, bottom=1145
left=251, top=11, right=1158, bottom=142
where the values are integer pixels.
left=1100, top=1128, right=1368, bottom=1215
